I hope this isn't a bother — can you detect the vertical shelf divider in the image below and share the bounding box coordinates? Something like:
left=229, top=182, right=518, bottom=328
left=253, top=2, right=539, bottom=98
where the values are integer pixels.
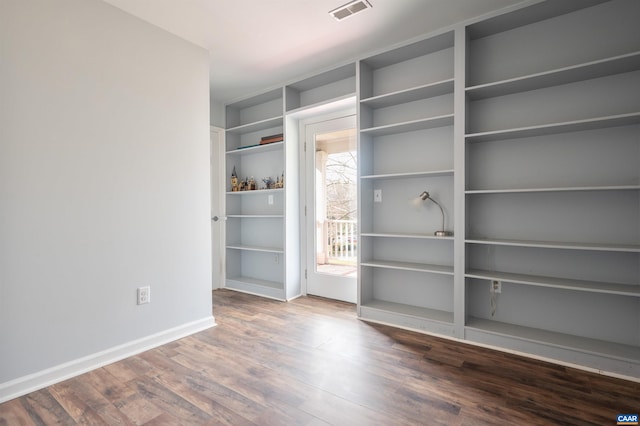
left=453, top=25, right=467, bottom=339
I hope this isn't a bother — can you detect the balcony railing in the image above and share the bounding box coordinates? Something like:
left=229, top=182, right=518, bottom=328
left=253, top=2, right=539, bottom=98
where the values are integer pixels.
left=327, top=219, right=357, bottom=260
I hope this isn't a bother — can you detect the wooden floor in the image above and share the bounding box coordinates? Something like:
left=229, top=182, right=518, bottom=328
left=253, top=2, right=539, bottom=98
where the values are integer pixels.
left=1, top=290, right=638, bottom=425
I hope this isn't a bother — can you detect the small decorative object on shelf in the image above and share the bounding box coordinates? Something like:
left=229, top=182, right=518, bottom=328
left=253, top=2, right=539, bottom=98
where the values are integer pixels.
left=262, top=177, right=274, bottom=189
left=230, top=166, right=239, bottom=192
left=248, top=176, right=256, bottom=191
left=274, top=172, right=284, bottom=189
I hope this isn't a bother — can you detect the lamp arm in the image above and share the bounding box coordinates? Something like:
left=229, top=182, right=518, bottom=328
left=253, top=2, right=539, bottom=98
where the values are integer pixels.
left=428, top=197, right=446, bottom=231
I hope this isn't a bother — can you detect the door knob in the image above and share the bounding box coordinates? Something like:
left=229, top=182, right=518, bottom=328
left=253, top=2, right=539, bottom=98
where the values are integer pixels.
left=212, top=216, right=219, bottom=221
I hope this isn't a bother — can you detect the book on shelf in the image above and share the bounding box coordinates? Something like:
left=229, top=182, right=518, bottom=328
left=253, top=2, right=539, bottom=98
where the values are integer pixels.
left=260, top=133, right=284, bottom=145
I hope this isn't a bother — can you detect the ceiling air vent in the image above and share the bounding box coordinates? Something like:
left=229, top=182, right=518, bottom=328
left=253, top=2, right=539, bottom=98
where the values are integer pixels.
left=329, top=0, right=372, bottom=21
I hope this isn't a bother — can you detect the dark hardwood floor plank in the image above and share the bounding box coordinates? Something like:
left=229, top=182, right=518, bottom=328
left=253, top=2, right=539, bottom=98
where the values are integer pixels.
left=20, top=389, right=75, bottom=425
left=296, top=386, right=414, bottom=426
left=111, top=392, right=166, bottom=425
left=457, top=403, right=553, bottom=426
left=171, top=348, right=322, bottom=425
left=130, top=374, right=213, bottom=424
left=168, top=369, right=267, bottom=424
left=0, top=398, right=36, bottom=426
left=48, top=382, right=106, bottom=425
left=102, top=355, right=155, bottom=383
left=55, top=376, right=136, bottom=425
left=83, top=368, right=138, bottom=404
left=152, top=370, right=257, bottom=426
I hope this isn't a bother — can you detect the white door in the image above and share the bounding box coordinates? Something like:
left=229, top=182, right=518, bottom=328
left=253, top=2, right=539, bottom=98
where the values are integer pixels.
left=304, top=115, right=357, bottom=303
left=210, top=127, right=225, bottom=289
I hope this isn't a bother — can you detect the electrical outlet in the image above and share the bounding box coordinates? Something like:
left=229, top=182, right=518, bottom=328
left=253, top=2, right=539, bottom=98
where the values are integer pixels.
left=268, top=194, right=274, bottom=205
left=374, top=189, right=382, bottom=203
left=274, top=254, right=279, bottom=264
left=491, top=280, right=501, bottom=294
left=137, top=286, right=150, bottom=305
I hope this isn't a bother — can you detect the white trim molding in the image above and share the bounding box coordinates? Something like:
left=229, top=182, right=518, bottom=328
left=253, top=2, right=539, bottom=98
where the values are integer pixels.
left=0, top=316, right=216, bottom=403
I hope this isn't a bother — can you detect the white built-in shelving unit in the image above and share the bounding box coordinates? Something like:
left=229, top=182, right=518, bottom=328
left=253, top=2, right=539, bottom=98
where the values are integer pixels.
left=462, top=0, right=640, bottom=376
left=224, top=64, right=357, bottom=300
left=224, top=88, right=300, bottom=300
left=357, top=30, right=457, bottom=336
left=223, top=0, right=640, bottom=379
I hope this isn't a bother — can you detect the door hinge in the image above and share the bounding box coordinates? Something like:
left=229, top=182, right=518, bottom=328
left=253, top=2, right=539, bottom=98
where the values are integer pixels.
left=305, top=269, right=307, bottom=279
left=304, top=142, right=307, bottom=152
left=304, top=206, right=307, bottom=216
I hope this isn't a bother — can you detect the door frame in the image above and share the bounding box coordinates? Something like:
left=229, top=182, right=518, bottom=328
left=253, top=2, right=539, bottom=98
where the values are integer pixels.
left=299, top=109, right=357, bottom=302
left=210, top=126, right=225, bottom=290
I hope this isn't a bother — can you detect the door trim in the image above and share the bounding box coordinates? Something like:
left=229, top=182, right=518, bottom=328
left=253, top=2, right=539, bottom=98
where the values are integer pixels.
left=210, top=126, right=225, bottom=290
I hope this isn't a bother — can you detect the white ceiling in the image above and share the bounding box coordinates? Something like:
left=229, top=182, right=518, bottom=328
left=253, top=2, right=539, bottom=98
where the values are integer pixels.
left=102, top=0, right=524, bottom=104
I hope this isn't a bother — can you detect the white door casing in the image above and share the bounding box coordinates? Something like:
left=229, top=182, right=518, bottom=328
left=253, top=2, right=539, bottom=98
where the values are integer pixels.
left=210, top=126, right=225, bottom=289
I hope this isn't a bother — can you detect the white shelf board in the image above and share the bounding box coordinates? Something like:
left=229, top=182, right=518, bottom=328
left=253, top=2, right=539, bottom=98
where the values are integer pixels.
left=465, top=112, right=640, bottom=143
left=226, top=188, right=284, bottom=196
left=226, top=141, right=283, bottom=155
left=361, top=31, right=454, bottom=69
left=286, top=93, right=356, bottom=116
left=361, top=232, right=454, bottom=241
left=361, top=299, right=453, bottom=324
left=466, top=0, right=606, bottom=40
left=466, top=51, right=640, bottom=100
left=361, top=169, right=454, bottom=180
left=226, top=244, right=284, bottom=253
left=466, top=269, right=640, bottom=297
left=360, top=79, right=454, bottom=108
left=465, top=185, right=640, bottom=194
left=465, top=238, right=640, bottom=253
left=466, top=317, right=640, bottom=362
left=361, top=114, right=454, bottom=137
left=286, top=63, right=355, bottom=92
left=227, top=88, right=282, bottom=110
left=226, top=116, right=283, bottom=135
left=226, top=215, right=284, bottom=219
left=226, top=276, right=283, bottom=291
left=362, top=260, right=454, bottom=275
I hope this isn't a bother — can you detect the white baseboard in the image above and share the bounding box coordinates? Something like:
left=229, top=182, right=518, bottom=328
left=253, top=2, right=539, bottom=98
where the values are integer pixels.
left=0, top=316, right=216, bottom=404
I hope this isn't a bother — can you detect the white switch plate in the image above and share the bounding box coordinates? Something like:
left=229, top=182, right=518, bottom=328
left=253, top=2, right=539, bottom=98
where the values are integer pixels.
left=374, top=189, right=382, bottom=202
left=268, top=194, right=274, bottom=205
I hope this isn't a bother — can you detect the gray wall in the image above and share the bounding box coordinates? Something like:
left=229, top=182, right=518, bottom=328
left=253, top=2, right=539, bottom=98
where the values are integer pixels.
left=0, top=0, right=213, bottom=388
left=210, top=99, right=225, bottom=128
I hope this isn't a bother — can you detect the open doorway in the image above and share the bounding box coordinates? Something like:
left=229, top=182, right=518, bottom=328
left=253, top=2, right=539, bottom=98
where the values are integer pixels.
left=304, top=115, right=357, bottom=303
left=315, top=129, right=357, bottom=277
